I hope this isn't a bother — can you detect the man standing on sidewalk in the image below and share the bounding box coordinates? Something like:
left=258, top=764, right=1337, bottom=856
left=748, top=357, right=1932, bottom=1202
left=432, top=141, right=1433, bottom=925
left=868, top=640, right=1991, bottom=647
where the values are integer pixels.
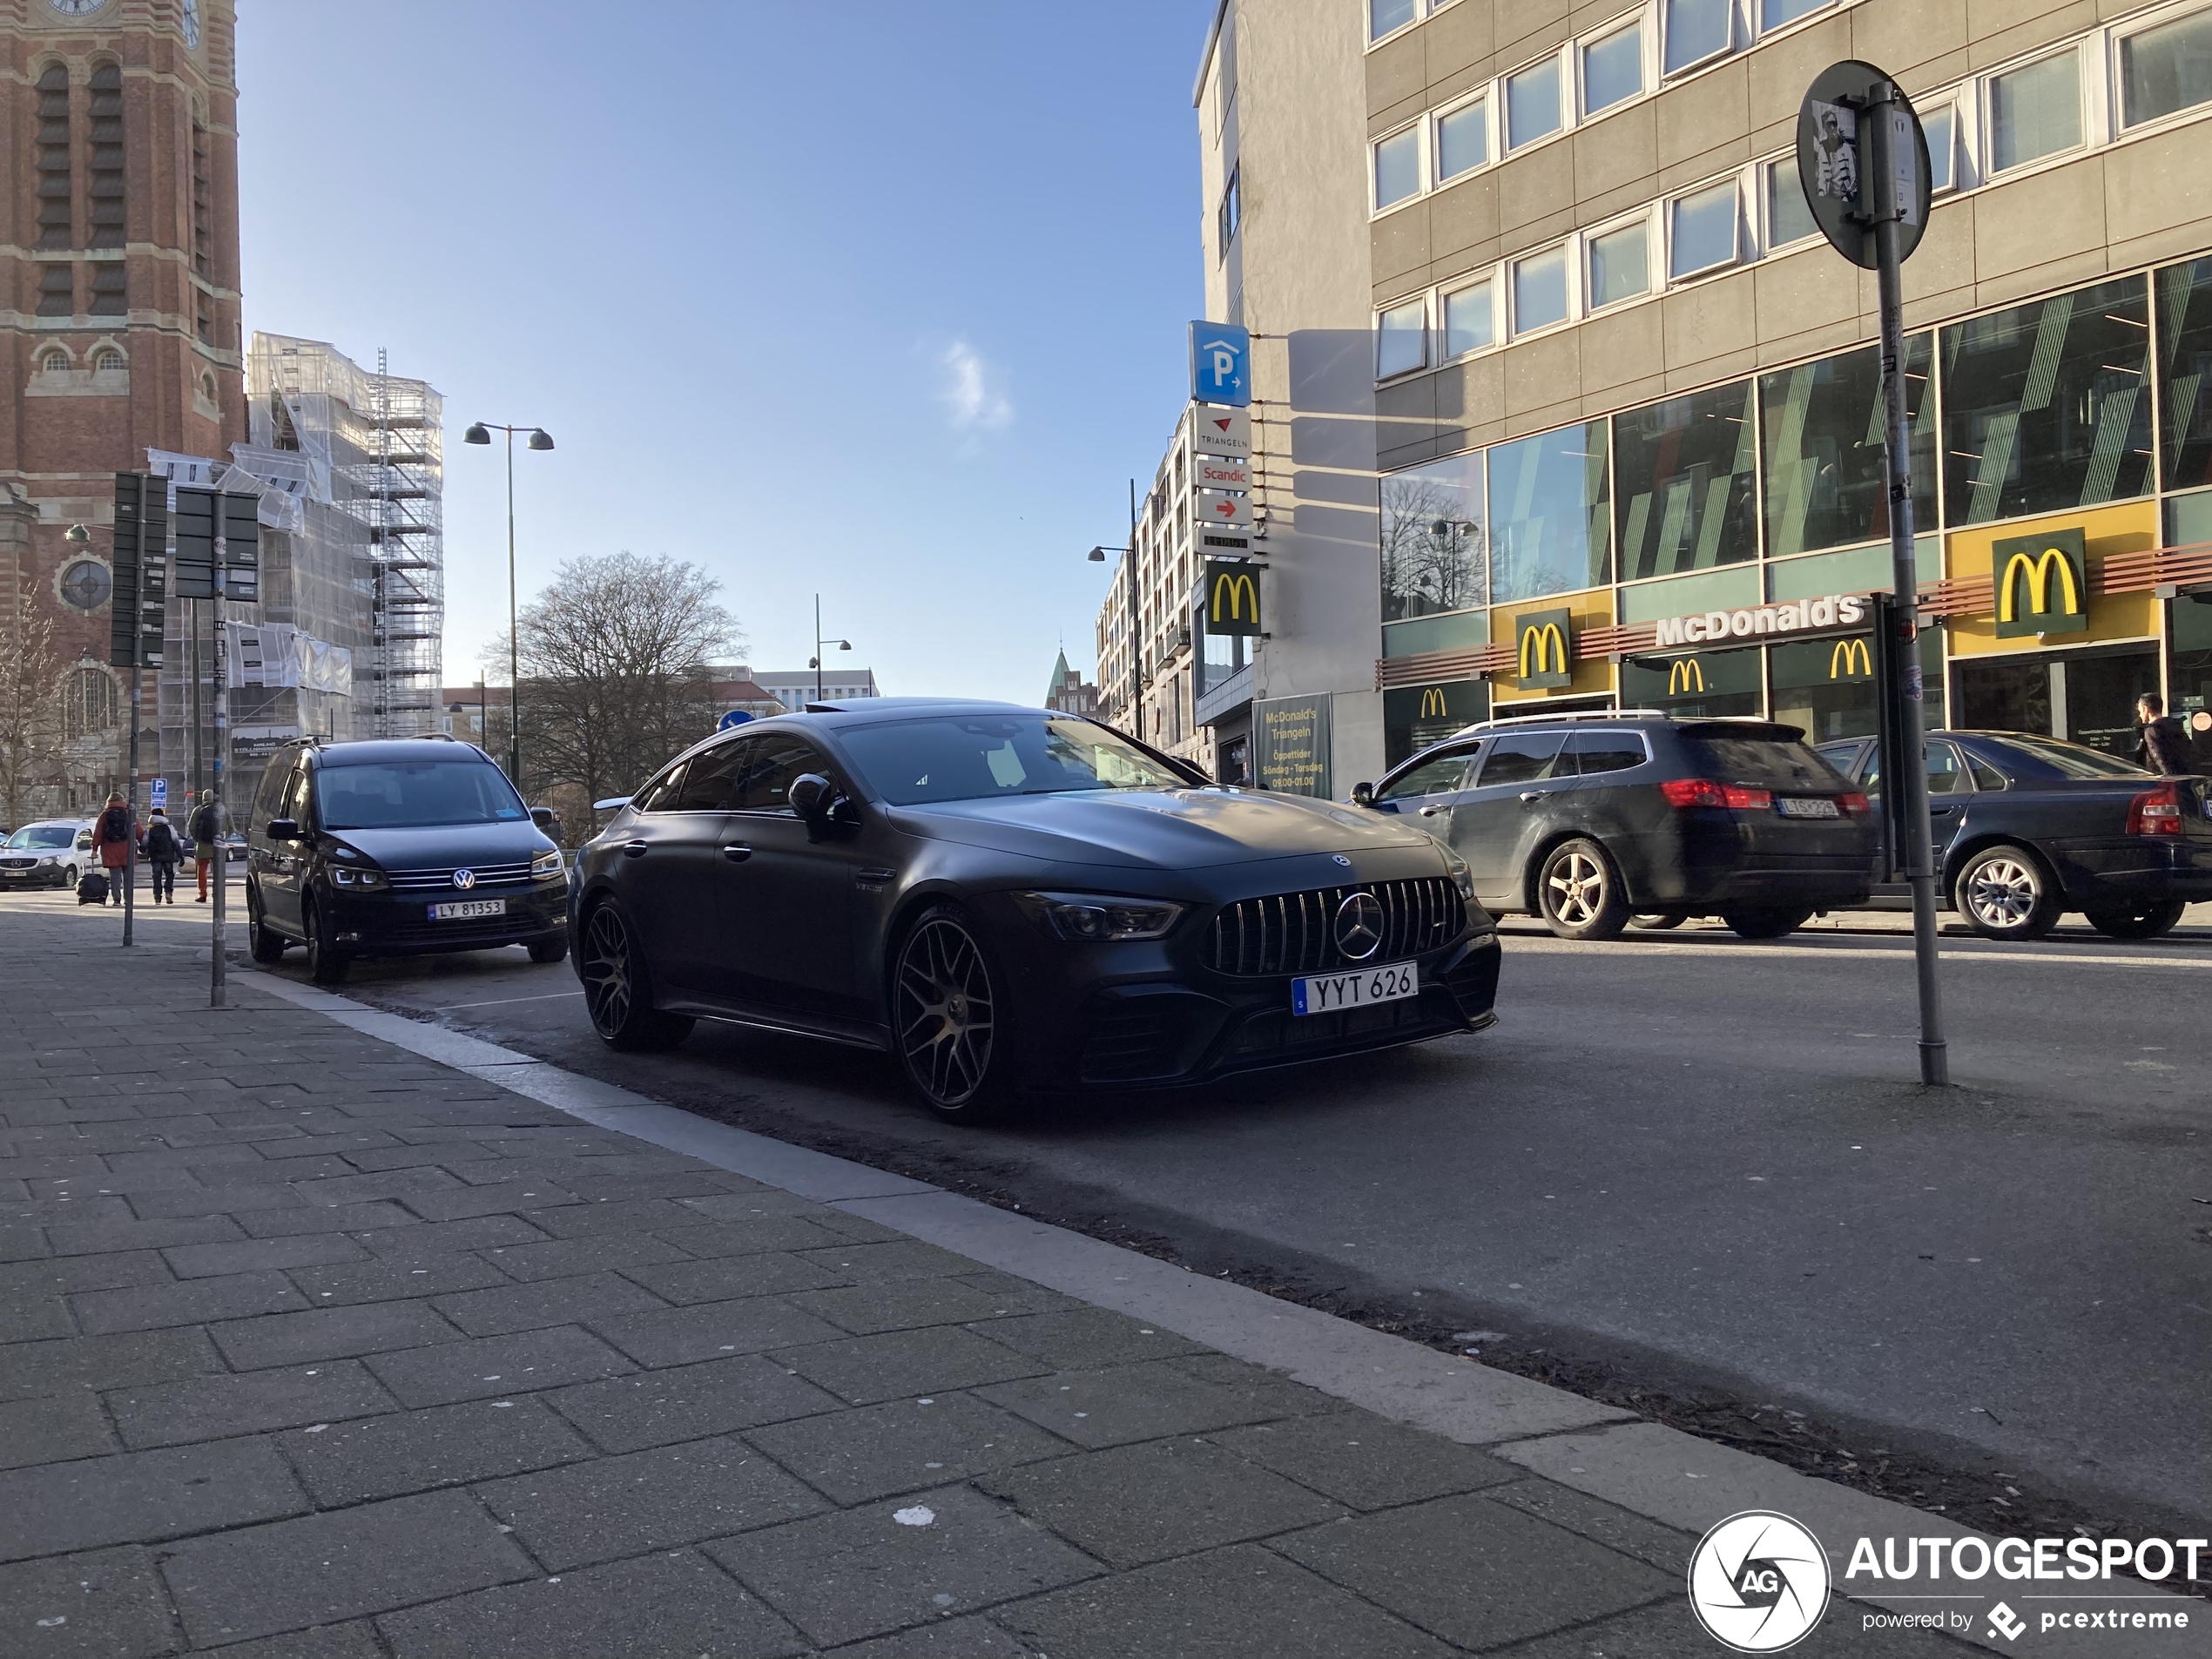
left=91, top=793, right=137, bottom=907
left=2136, top=693, right=2191, bottom=776
left=187, top=788, right=221, bottom=903
left=142, top=806, right=182, bottom=905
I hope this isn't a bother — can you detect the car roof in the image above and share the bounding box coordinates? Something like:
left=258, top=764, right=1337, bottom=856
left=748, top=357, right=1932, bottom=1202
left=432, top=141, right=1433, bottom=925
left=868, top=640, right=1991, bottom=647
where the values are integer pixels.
left=308, top=737, right=500, bottom=768
left=783, top=697, right=1042, bottom=721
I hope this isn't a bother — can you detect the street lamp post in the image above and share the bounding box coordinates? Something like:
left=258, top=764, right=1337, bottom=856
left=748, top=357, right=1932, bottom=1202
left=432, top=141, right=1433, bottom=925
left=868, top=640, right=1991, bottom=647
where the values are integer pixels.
left=461, top=421, right=554, bottom=796
left=810, top=593, right=852, bottom=702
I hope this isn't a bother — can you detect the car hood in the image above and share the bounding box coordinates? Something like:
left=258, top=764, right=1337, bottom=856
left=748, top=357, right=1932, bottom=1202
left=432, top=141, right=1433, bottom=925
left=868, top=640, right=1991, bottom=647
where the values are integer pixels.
left=887, top=788, right=1439, bottom=870
left=326, top=823, right=555, bottom=868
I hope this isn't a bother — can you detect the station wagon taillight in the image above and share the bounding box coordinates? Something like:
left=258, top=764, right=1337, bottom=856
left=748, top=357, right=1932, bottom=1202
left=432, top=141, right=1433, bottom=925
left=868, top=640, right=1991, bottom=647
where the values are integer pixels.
left=2127, top=782, right=2183, bottom=837
left=1659, top=779, right=1772, bottom=811
left=1838, top=791, right=1872, bottom=815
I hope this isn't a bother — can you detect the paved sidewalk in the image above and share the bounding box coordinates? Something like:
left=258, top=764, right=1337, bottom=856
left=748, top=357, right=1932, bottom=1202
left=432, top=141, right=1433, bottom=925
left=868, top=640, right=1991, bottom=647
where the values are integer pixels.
left=0, top=903, right=1994, bottom=1656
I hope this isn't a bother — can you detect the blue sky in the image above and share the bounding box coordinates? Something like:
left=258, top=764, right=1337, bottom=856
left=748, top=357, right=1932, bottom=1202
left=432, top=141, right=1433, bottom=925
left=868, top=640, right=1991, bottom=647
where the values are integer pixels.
left=235, top=1, right=1211, bottom=703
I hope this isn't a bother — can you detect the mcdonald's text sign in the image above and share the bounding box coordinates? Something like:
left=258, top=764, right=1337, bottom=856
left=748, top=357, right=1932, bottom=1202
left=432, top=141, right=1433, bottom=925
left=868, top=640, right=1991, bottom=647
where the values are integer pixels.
left=1204, top=561, right=1262, bottom=637
left=1653, top=592, right=1866, bottom=647
left=1515, top=608, right=1575, bottom=689
left=1992, top=528, right=2087, bottom=638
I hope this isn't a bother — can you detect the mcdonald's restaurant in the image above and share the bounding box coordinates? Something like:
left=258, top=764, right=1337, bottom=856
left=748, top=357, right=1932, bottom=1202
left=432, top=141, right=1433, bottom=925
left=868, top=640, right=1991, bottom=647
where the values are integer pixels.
left=1375, top=260, right=2212, bottom=776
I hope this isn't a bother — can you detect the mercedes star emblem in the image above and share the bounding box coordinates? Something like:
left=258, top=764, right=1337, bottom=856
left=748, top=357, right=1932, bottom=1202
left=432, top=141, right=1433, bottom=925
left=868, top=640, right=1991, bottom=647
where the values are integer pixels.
left=1333, top=891, right=1385, bottom=961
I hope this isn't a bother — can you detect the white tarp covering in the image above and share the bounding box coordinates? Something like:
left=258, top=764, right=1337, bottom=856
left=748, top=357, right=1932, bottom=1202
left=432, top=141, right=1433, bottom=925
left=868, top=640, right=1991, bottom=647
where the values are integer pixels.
left=227, top=623, right=353, bottom=698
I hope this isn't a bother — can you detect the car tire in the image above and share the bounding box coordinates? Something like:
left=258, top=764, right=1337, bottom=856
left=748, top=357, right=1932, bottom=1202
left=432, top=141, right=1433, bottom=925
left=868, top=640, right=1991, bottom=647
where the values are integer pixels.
left=577, top=900, right=691, bottom=1051
left=892, top=903, right=1009, bottom=1121
left=527, top=935, right=569, bottom=965
left=1535, top=839, right=1629, bottom=941
left=1954, top=845, right=2061, bottom=942
left=1630, top=913, right=1686, bottom=930
left=2083, top=900, right=2186, bottom=941
left=302, top=895, right=351, bottom=984
left=1723, top=907, right=1814, bottom=940
left=246, top=883, right=287, bottom=963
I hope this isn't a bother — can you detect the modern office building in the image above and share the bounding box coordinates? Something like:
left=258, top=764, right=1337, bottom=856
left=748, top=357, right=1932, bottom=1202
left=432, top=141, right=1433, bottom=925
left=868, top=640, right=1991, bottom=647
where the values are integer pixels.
left=743, top=667, right=881, bottom=711
left=1362, top=0, right=2212, bottom=770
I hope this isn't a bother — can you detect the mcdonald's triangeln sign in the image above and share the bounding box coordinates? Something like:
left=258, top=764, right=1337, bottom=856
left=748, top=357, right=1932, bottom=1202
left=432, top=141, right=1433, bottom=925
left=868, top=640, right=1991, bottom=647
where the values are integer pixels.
left=1204, top=560, right=1262, bottom=637
left=1514, top=608, right=1575, bottom=689
left=1992, top=527, right=2087, bottom=638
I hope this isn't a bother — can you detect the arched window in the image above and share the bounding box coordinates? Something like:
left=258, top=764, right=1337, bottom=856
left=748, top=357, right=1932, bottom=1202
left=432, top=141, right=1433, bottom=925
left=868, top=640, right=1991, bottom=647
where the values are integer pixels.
left=64, top=667, right=119, bottom=739
left=199, top=370, right=218, bottom=404
left=40, top=350, right=71, bottom=375
left=35, top=64, right=71, bottom=251
left=92, top=348, right=124, bottom=373
left=87, top=64, right=124, bottom=250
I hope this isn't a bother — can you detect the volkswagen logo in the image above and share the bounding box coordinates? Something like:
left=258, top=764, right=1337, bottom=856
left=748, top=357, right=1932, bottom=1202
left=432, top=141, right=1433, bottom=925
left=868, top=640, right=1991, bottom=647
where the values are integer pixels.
left=451, top=868, right=475, bottom=890
left=1333, top=891, right=1385, bottom=961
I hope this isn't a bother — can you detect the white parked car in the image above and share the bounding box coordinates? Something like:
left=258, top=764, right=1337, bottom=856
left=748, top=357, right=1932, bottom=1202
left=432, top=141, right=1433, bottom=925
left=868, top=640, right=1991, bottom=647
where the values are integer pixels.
left=0, top=819, right=97, bottom=890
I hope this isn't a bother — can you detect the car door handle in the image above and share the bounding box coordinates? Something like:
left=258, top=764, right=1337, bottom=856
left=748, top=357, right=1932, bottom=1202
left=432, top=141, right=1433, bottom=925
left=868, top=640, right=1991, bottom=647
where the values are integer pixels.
left=1930, top=805, right=1959, bottom=816
left=722, top=843, right=752, bottom=862
left=622, top=840, right=648, bottom=858
left=1519, top=791, right=1553, bottom=804
left=1418, top=804, right=1448, bottom=817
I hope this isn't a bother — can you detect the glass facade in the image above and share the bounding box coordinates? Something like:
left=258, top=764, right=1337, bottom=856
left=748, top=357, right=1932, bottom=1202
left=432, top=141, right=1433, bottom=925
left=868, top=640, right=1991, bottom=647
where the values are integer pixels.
left=1762, top=334, right=1933, bottom=557
left=1380, top=452, right=1485, bottom=622
left=1488, top=423, right=1609, bottom=603
left=1615, top=380, right=1757, bottom=579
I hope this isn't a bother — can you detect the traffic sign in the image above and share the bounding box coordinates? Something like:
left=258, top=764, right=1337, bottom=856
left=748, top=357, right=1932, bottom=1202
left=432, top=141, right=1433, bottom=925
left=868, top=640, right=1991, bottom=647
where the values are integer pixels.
left=717, top=709, right=754, bottom=732
left=1797, top=60, right=1930, bottom=270
left=1190, top=320, right=1251, bottom=408
left=1191, top=404, right=1251, bottom=458
left=150, top=777, right=167, bottom=811
left=1194, top=489, right=1251, bottom=529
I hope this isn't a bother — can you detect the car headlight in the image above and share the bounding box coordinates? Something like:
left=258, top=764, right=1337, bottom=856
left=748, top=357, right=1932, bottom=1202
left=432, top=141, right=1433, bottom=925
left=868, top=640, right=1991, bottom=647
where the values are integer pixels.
left=532, top=849, right=565, bottom=878
left=1443, top=852, right=1474, bottom=900
left=331, top=866, right=387, bottom=889
left=35, top=855, right=55, bottom=867
left=1015, top=891, right=1185, bottom=942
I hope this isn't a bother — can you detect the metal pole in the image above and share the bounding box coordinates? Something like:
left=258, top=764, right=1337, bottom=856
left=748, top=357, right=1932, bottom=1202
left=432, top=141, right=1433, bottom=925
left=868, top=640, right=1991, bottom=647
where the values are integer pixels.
left=210, top=519, right=227, bottom=1009
left=815, top=594, right=823, bottom=701
left=188, top=597, right=202, bottom=804
left=1869, top=84, right=1947, bottom=1086
left=122, top=475, right=145, bottom=946
left=506, top=428, right=521, bottom=795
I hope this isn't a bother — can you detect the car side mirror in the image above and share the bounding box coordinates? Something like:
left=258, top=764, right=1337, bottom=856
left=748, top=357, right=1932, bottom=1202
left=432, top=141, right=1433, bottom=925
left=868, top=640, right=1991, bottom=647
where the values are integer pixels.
left=266, top=818, right=299, bottom=840
left=788, top=772, right=832, bottom=819
left=529, top=806, right=557, bottom=832
left=1350, top=782, right=1375, bottom=807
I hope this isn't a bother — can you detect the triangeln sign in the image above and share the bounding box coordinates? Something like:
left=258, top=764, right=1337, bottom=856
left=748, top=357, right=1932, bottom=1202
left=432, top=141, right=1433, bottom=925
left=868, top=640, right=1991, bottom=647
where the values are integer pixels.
left=1992, top=526, right=2087, bottom=637
left=1191, top=404, right=1251, bottom=458
left=1653, top=593, right=1868, bottom=647
left=1514, top=608, right=1575, bottom=689
left=1204, top=561, right=1261, bottom=637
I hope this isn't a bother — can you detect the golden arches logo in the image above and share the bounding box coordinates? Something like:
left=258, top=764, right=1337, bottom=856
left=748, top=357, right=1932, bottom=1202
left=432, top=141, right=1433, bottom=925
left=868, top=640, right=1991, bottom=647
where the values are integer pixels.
left=1210, top=570, right=1258, bottom=624
left=1519, top=624, right=1568, bottom=679
left=1829, top=638, right=1871, bottom=679
left=1418, top=686, right=1449, bottom=718
left=1996, top=548, right=2080, bottom=625
left=1667, top=659, right=1705, bottom=695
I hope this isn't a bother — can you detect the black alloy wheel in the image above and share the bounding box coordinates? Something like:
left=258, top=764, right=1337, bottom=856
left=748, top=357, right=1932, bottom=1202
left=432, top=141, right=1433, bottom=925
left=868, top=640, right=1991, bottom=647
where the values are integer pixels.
left=1722, top=907, right=1814, bottom=940
left=1955, top=844, right=2060, bottom=942
left=527, top=935, right=569, bottom=964
left=302, top=894, right=349, bottom=985
left=1535, top=838, right=1629, bottom=941
left=246, top=882, right=287, bottom=962
left=893, top=905, right=1003, bottom=1119
left=578, top=901, right=691, bottom=1051
left=2083, top=899, right=2186, bottom=941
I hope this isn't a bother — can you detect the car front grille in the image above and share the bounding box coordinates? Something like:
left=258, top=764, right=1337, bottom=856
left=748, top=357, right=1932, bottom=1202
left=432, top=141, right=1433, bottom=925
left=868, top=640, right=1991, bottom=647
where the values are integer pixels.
left=0, top=858, right=38, bottom=869
left=1204, top=877, right=1464, bottom=977
left=385, top=860, right=535, bottom=893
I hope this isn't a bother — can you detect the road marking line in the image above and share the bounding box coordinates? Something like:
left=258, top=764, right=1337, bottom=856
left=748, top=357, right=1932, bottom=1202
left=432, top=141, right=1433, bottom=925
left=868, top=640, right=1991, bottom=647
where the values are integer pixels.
left=1504, top=938, right=2212, bottom=969
left=430, top=990, right=586, bottom=1009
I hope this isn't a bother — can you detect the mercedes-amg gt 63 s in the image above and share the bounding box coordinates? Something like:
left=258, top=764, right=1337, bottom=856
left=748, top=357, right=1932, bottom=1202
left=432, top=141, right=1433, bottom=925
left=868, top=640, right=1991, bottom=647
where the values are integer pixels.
left=570, top=700, right=1501, bottom=1119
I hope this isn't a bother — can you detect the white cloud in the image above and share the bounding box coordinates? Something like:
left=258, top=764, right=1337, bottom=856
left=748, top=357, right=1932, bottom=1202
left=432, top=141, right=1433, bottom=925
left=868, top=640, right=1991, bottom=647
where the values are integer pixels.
left=938, top=338, right=1012, bottom=431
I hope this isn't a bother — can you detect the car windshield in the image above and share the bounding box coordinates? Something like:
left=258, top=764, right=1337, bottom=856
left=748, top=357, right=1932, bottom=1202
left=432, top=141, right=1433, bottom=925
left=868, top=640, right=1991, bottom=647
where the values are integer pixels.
left=315, top=759, right=528, bottom=829
left=1973, top=734, right=2152, bottom=779
left=4, top=826, right=77, bottom=850
left=839, top=716, right=1190, bottom=806
left=1683, top=736, right=1849, bottom=791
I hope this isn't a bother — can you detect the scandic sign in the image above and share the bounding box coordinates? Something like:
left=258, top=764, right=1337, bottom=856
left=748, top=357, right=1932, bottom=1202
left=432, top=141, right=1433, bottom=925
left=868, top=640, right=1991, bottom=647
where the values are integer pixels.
left=1653, top=593, right=1869, bottom=647
left=1196, top=456, right=1251, bottom=490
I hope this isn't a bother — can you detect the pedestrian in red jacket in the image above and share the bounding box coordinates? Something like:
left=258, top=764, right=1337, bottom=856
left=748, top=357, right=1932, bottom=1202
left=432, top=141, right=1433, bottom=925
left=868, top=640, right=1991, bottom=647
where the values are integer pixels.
left=91, top=792, right=138, bottom=907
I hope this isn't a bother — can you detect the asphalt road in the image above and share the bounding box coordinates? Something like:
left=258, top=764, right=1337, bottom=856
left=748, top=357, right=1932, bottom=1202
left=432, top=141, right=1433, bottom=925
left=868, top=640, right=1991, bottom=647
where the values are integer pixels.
left=36, top=885, right=2212, bottom=1539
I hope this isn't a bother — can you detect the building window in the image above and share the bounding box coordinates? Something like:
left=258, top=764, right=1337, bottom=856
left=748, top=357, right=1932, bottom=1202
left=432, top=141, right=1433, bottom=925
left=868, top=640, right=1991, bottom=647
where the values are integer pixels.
left=39, top=350, right=71, bottom=375
left=1436, top=97, right=1487, bottom=180
left=87, top=64, right=124, bottom=250
left=1582, top=22, right=1643, bottom=118
left=1760, top=335, right=1936, bottom=556
left=1614, top=380, right=1757, bottom=579
left=1588, top=220, right=1649, bottom=310
left=1760, top=0, right=1830, bottom=30
left=1512, top=246, right=1570, bottom=333
left=1377, top=298, right=1428, bottom=377
left=1506, top=57, right=1562, bottom=150
left=36, top=64, right=72, bottom=250
left=60, top=560, right=111, bottom=610
left=1370, top=0, right=1418, bottom=41
left=1921, top=98, right=1957, bottom=192
left=1941, top=275, right=2149, bottom=524
left=1671, top=180, right=1740, bottom=277
left=37, top=265, right=74, bottom=318
left=64, top=667, right=119, bottom=739
left=1487, top=422, right=1611, bottom=603
left=1443, top=277, right=1494, bottom=357
left=2121, top=10, right=2212, bottom=129
left=1989, top=50, right=2082, bottom=173
left=92, top=348, right=123, bottom=373
left=192, top=121, right=215, bottom=278
left=1373, top=127, right=1420, bottom=209
left=1381, top=452, right=1487, bottom=620
left=1217, top=165, right=1240, bottom=253
left=1663, top=0, right=1732, bottom=74
left=1766, top=157, right=1818, bottom=248
left=90, top=262, right=126, bottom=316
left=1624, top=639, right=1764, bottom=718
left=2156, top=259, right=2212, bottom=491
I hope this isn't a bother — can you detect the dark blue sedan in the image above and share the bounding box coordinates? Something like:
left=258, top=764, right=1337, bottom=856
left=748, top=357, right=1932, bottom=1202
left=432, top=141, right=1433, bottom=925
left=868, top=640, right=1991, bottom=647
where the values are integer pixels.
left=1814, top=730, right=2212, bottom=941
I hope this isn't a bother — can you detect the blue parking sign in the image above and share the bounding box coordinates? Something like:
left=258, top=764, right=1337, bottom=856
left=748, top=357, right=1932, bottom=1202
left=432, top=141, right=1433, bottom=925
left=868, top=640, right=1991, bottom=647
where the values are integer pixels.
left=149, top=777, right=167, bottom=811
left=1190, top=320, right=1251, bottom=408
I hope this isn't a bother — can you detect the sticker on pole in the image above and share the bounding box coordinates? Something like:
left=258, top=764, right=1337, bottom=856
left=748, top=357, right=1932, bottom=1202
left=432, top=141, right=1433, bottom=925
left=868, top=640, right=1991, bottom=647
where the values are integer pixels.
left=1797, top=61, right=1930, bottom=270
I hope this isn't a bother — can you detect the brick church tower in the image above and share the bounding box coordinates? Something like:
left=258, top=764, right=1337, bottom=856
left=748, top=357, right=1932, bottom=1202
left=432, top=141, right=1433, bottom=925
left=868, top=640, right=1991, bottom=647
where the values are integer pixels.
left=3, top=0, right=243, bottom=810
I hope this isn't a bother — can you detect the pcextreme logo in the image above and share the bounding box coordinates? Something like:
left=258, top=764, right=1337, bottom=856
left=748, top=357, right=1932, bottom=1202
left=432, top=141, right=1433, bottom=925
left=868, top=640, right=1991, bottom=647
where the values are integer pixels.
left=1516, top=608, right=1575, bottom=689
left=1688, top=1511, right=1830, bottom=1652
left=1204, top=561, right=1260, bottom=637
left=1993, top=526, right=2088, bottom=638
left=1844, top=1530, right=2203, bottom=1644
left=1669, top=658, right=1707, bottom=695
left=1419, top=685, right=1449, bottom=718
left=1830, top=637, right=1871, bottom=678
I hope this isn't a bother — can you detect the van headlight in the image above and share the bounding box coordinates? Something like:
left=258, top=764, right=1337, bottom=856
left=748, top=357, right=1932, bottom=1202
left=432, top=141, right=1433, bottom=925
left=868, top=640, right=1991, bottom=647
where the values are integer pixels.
left=1444, top=852, right=1474, bottom=899
left=1015, top=892, right=1184, bottom=941
left=331, top=866, right=387, bottom=889
left=532, top=849, right=565, bottom=878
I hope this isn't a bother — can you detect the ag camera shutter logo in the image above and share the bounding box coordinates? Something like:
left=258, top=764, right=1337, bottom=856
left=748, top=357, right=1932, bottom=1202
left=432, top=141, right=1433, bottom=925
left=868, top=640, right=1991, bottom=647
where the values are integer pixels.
left=1688, top=1511, right=1831, bottom=1652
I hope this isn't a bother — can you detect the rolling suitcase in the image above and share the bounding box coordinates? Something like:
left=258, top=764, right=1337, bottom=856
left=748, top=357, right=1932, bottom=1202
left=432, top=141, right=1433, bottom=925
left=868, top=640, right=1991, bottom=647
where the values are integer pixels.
left=77, top=870, right=109, bottom=906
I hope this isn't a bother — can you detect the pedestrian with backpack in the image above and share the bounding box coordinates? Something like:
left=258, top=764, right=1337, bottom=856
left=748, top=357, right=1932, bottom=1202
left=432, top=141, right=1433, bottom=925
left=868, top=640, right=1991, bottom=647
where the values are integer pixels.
left=91, top=793, right=137, bottom=908
left=142, top=807, right=181, bottom=904
left=187, top=790, right=220, bottom=902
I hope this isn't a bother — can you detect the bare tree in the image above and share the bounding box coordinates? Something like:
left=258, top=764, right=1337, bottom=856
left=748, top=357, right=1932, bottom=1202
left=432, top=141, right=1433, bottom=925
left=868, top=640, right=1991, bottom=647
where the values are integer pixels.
left=486, top=552, right=740, bottom=808
left=1380, top=473, right=1487, bottom=620
left=0, top=608, right=63, bottom=827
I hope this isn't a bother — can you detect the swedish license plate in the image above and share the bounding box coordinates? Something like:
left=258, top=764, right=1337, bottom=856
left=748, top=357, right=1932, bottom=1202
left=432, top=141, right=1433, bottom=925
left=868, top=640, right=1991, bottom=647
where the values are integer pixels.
left=428, top=898, right=506, bottom=921
left=1292, top=961, right=1418, bottom=1016
left=1776, top=797, right=1841, bottom=819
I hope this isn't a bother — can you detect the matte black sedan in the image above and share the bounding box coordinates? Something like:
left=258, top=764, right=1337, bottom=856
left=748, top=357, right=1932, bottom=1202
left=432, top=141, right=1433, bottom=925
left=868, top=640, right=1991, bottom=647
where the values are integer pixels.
left=569, top=700, right=1501, bottom=1119
left=1813, top=730, right=2212, bottom=941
